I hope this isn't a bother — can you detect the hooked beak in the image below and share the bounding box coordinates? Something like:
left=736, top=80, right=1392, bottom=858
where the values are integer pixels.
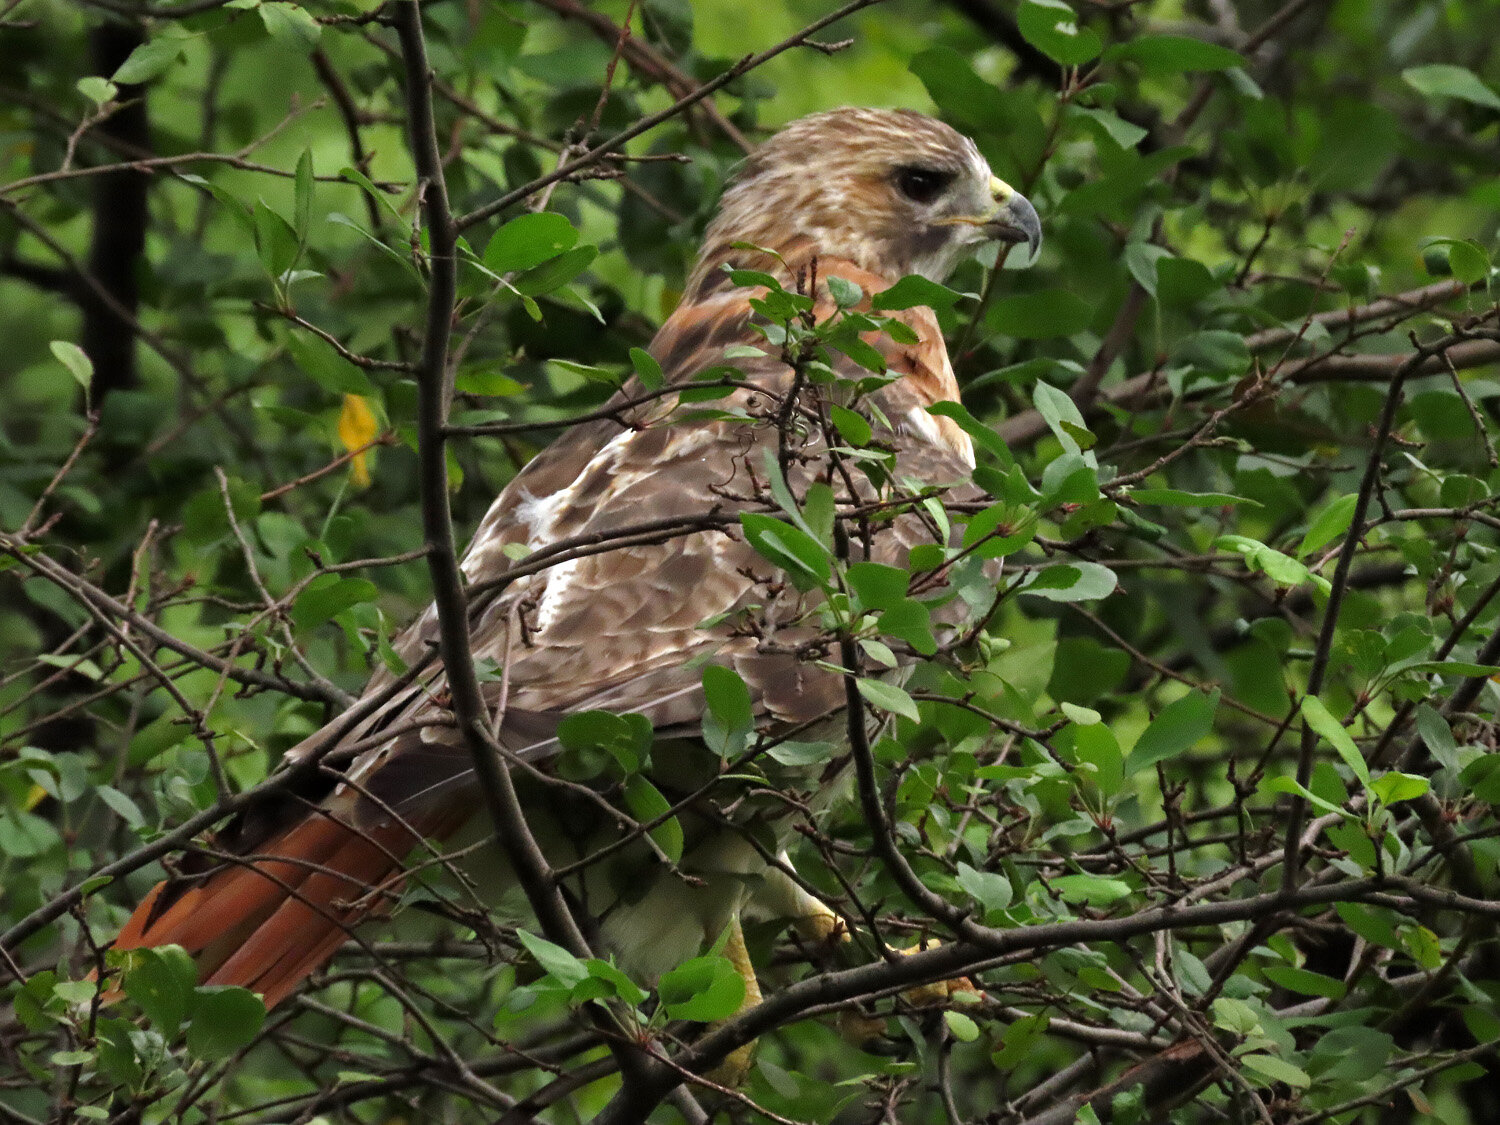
left=982, top=176, right=1042, bottom=263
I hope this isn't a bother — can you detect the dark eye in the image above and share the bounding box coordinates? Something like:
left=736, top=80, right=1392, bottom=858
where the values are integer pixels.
left=894, top=166, right=954, bottom=204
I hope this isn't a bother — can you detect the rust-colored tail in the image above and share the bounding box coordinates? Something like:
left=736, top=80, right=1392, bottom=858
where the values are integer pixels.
left=113, top=806, right=449, bottom=1009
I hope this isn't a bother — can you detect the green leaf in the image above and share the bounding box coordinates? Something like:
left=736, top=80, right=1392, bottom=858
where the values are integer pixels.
left=945, top=1011, right=981, bottom=1042
left=122, top=946, right=198, bottom=1037
left=293, top=149, right=314, bottom=243
left=1416, top=704, right=1459, bottom=772
left=1459, top=754, right=1500, bottom=804
left=846, top=562, right=909, bottom=612
left=623, top=775, right=684, bottom=864
left=53, top=979, right=97, bottom=1005
left=112, top=37, right=185, bottom=84
left=456, top=369, right=525, bottom=397
left=1297, top=494, right=1359, bottom=556
left=1403, top=64, right=1500, bottom=111
left=36, top=653, right=105, bottom=681
left=872, top=275, right=965, bottom=312
left=77, top=76, right=117, bottom=107
left=1210, top=996, right=1262, bottom=1036
left=992, top=1013, right=1050, bottom=1068
left=1217, top=535, right=1323, bottom=590
left=285, top=333, right=372, bottom=395
left=339, top=165, right=403, bottom=220
left=1052, top=874, right=1132, bottom=906
left=702, top=664, right=752, bottom=758
left=50, top=341, right=94, bottom=392
left=290, top=575, right=377, bottom=629
left=253, top=199, right=300, bottom=280
left=0, top=808, right=60, bottom=858
left=187, top=987, right=266, bottom=1060
left=877, top=599, right=936, bottom=655
left=260, top=1, right=322, bottom=48
left=1335, top=902, right=1400, bottom=949
left=1173, top=329, right=1250, bottom=376
left=630, top=347, right=663, bottom=391
left=987, top=289, right=1093, bottom=339
left=739, top=513, right=832, bottom=591
left=926, top=400, right=1015, bottom=464
left=1128, top=689, right=1219, bottom=774
left=829, top=404, right=871, bottom=447
left=1131, top=488, right=1256, bottom=508
left=658, top=955, right=746, bottom=1022
left=1067, top=105, right=1146, bottom=149
left=96, top=785, right=144, bottom=828
left=827, top=331, right=887, bottom=374
left=724, top=267, right=782, bottom=291
left=1020, top=562, right=1117, bottom=602
left=1017, top=0, right=1102, bottom=66
left=1124, top=241, right=1168, bottom=296
left=1033, top=381, right=1096, bottom=462
left=766, top=740, right=837, bottom=767
left=1301, top=695, right=1370, bottom=788
left=1421, top=237, right=1491, bottom=286
left=1060, top=702, right=1100, bottom=725
left=484, top=212, right=579, bottom=273
left=1312, top=1026, right=1395, bottom=1082
left=557, top=710, right=653, bottom=776
left=955, top=861, right=1013, bottom=913
left=702, top=664, right=752, bottom=731
left=826, top=275, right=863, bottom=308
left=584, top=959, right=649, bottom=1006
left=1072, top=722, right=1123, bottom=797
left=1106, top=35, right=1244, bottom=75
left=1241, top=1053, right=1310, bottom=1089
left=1156, top=256, right=1221, bottom=305
left=857, top=678, right=921, bottom=723
left=517, top=929, right=589, bottom=988
left=910, top=46, right=1019, bottom=132
left=1262, top=774, right=1348, bottom=818
left=1263, top=965, right=1346, bottom=999
left=1369, top=771, right=1428, bottom=805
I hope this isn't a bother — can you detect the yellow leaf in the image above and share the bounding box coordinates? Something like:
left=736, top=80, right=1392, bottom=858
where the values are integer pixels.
left=338, top=394, right=378, bottom=487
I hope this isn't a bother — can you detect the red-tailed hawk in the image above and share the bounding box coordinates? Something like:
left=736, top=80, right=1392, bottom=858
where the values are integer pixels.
left=113, top=107, right=1041, bottom=1012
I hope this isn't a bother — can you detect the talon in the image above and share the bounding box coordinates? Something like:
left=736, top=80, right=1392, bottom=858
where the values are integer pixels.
left=890, top=938, right=984, bottom=1005
left=792, top=901, right=850, bottom=946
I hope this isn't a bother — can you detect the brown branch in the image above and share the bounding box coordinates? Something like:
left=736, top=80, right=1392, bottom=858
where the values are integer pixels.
left=1063, top=0, right=1326, bottom=417
left=1000, top=322, right=1500, bottom=448
left=1281, top=331, right=1444, bottom=889
left=0, top=531, right=348, bottom=705
left=455, top=0, right=886, bottom=233
left=529, top=0, right=754, bottom=153
left=597, top=875, right=1479, bottom=1121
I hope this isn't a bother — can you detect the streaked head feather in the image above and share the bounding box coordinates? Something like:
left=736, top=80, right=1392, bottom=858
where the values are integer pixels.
left=686, top=108, right=999, bottom=296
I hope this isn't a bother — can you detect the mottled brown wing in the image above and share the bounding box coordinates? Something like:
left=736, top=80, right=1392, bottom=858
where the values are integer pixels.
left=335, top=264, right=981, bottom=822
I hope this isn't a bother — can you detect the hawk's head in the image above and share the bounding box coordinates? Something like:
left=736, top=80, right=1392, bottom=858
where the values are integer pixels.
left=687, top=107, right=1041, bottom=297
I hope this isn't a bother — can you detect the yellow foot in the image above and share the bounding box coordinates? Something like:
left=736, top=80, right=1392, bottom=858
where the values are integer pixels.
left=892, top=937, right=983, bottom=1006
left=791, top=897, right=850, bottom=946
left=704, top=912, right=762, bottom=1087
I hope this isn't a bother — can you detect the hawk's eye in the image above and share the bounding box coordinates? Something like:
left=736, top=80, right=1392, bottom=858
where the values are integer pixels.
left=894, top=166, right=954, bottom=204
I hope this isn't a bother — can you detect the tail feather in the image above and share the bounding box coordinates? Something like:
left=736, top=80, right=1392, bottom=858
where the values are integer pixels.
left=202, top=825, right=412, bottom=1007
left=112, top=801, right=464, bottom=1009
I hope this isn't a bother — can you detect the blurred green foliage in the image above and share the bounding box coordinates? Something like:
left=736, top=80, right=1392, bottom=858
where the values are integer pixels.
left=4, top=0, right=1500, bottom=1122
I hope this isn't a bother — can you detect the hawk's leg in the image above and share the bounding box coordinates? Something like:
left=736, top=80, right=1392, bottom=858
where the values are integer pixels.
left=704, top=912, right=762, bottom=1086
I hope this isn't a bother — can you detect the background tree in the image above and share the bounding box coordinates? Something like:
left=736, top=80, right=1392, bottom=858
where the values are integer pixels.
left=3, top=0, right=1500, bottom=1122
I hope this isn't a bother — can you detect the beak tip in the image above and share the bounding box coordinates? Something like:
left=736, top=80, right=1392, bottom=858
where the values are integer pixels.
left=985, top=192, right=1042, bottom=264
left=1013, top=195, right=1042, bottom=264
